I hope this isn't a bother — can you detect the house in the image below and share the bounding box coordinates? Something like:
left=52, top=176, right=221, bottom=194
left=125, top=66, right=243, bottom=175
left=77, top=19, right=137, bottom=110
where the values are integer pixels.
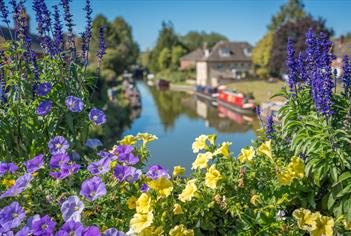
left=179, top=48, right=204, bottom=70
left=196, top=41, right=253, bottom=88
left=332, top=36, right=351, bottom=77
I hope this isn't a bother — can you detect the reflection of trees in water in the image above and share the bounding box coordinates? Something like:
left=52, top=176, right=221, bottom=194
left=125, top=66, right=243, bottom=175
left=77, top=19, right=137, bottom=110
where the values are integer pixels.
left=147, top=84, right=261, bottom=134
left=147, top=86, right=198, bottom=130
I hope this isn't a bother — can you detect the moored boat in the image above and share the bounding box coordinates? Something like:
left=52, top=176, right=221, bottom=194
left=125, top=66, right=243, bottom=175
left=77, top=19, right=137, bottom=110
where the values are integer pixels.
left=217, top=86, right=256, bottom=114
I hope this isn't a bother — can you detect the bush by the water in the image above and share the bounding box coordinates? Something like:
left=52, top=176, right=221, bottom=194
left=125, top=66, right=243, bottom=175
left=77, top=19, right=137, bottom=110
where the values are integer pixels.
left=1, top=1, right=351, bottom=236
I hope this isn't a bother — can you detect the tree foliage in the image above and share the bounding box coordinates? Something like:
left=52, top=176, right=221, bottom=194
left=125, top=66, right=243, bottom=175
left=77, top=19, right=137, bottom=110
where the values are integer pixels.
left=269, top=16, right=332, bottom=75
left=252, top=31, right=274, bottom=78
left=180, top=31, right=228, bottom=51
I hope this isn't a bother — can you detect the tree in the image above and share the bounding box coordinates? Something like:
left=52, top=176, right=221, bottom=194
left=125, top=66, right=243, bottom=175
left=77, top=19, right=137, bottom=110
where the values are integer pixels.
left=158, top=48, right=171, bottom=72
left=269, top=16, right=332, bottom=75
left=180, top=31, right=228, bottom=51
left=268, top=0, right=306, bottom=31
left=171, top=46, right=187, bottom=70
left=252, top=31, right=274, bottom=78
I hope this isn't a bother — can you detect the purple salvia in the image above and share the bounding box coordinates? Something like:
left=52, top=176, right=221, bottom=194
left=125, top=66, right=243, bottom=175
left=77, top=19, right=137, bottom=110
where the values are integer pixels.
left=61, top=0, right=76, bottom=56
left=96, top=26, right=106, bottom=66
left=13, top=1, right=28, bottom=41
left=265, top=112, right=275, bottom=139
left=0, top=0, right=9, bottom=24
left=53, top=5, right=64, bottom=54
left=81, top=0, right=92, bottom=63
left=297, top=52, right=306, bottom=83
left=342, top=55, right=351, bottom=98
left=286, top=38, right=298, bottom=92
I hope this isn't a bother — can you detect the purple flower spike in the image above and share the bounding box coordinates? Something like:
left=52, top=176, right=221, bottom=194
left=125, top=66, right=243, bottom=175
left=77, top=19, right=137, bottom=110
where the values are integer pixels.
left=0, top=174, right=33, bottom=199
left=61, top=196, right=84, bottom=222
left=65, top=96, right=84, bottom=112
left=0, top=202, right=26, bottom=232
left=103, top=228, right=126, bottom=236
left=24, top=154, right=44, bottom=173
left=36, top=100, right=52, bottom=116
left=89, top=108, right=106, bottom=125
left=35, top=82, right=52, bottom=97
left=48, top=136, right=69, bottom=155
left=0, top=162, right=18, bottom=176
left=113, top=165, right=141, bottom=183
left=80, top=176, right=106, bottom=201
left=83, top=226, right=101, bottom=236
left=32, top=215, right=56, bottom=236
left=50, top=153, right=70, bottom=169
left=87, top=157, right=111, bottom=175
left=56, top=221, right=84, bottom=236
left=146, top=165, right=170, bottom=180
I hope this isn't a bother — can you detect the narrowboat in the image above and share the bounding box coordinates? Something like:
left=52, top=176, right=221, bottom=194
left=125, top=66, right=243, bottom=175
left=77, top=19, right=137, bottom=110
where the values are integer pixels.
left=217, top=87, right=256, bottom=114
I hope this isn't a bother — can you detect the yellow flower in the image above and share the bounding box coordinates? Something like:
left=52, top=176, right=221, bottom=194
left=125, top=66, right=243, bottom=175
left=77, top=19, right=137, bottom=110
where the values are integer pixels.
left=148, top=177, right=173, bottom=198
left=207, top=134, right=217, bottom=145
left=1, top=179, right=16, bottom=188
left=173, top=203, right=183, bottom=215
left=293, top=208, right=318, bottom=231
left=250, top=194, right=259, bottom=205
left=258, top=140, right=272, bottom=159
left=110, top=160, right=118, bottom=169
left=31, top=172, right=38, bottom=177
left=139, top=226, right=164, bottom=236
left=311, top=214, right=334, bottom=236
left=343, top=220, right=351, bottom=230
left=173, top=166, right=186, bottom=177
left=179, top=179, right=197, bottom=202
left=238, top=146, right=255, bottom=163
left=205, top=165, right=222, bottom=189
left=137, top=133, right=158, bottom=145
left=136, top=193, right=151, bottom=214
left=169, top=224, right=194, bottom=236
left=126, top=196, right=137, bottom=209
left=192, top=135, right=207, bottom=153
left=287, top=156, right=305, bottom=179
left=214, top=142, right=232, bottom=158
left=192, top=152, right=212, bottom=170
left=130, top=212, right=154, bottom=233
left=119, top=135, right=137, bottom=145
left=277, top=170, right=293, bottom=186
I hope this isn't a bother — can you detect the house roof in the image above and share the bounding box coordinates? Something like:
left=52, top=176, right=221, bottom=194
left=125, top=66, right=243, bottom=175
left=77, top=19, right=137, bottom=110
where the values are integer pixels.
left=180, top=48, right=204, bottom=61
left=0, top=26, right=43, bottom=53
left=199, top=41, right=253, bottom=62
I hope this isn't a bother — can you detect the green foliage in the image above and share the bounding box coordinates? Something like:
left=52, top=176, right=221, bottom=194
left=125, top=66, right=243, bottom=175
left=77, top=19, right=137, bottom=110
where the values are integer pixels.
left=252, top=31, right=274, bottom=78
left=180, top=31, right=228, bottom=51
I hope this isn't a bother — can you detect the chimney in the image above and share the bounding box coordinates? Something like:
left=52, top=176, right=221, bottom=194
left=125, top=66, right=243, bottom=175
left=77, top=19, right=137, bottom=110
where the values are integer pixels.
left=203, top=42, right=209, bottom=57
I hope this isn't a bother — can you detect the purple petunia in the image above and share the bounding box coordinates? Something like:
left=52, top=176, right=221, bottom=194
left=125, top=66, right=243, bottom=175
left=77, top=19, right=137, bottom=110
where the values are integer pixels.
left=80, top=176, right=106, bottom=201
left=0, top=202, right=26, bottom=233
left=87, top=157, right=111, bottom=175
left=36, top=100, right=52, bottom=116
left=97, top=151, right=118, bottom=161
left=65, top=96, right=84, bottom=112
left=85, top=138, right=103, bottom=149
left=35, top=82, right=52, bottom=97
left=89, top=108, right=106, bottom=126
left=145, top=165, right=170, bottom=180
left=32, top=215, right=56, bottom=236
left=140, top=184, right=149, bottom=193
left=114, top=165, right=142, bottom=183
left=61, top=196, right=84, bottom=222
left=24, top=154, right=44, bottom=173
left=50, top=153, right=70, bottom=169
left=50, top=163, right=80, bottom=180
left=0, top=162, right=18, bottom=176
left=103, top=228, right=126, bottom=236
left=118, top=153, right=139, bottom=165
left=48, top=136, right=69, bottom=155
left=56, top=221, right=84, bottom=236
left=112, top=145, right=133, bottom=155
left=83, top=226, right=101, bottom=236
left=0, top=174, right=33, bottom=199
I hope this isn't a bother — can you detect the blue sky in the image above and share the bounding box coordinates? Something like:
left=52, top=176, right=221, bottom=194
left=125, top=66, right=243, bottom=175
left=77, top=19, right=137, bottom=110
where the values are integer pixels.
left=20, top=0, right=351, bottom=51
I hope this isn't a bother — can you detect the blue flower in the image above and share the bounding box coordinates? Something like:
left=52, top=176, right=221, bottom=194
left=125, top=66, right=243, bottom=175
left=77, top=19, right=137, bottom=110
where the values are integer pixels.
left=36, top=100, right=52, bottom=116
left=65, top=96, right=84, bottom=112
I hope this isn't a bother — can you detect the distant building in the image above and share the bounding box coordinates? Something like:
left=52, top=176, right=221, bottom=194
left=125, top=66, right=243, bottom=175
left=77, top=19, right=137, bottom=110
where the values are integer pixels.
left=195, top=41, right=253, bottom=87
left=179, top=48, right=204, bottom=70
left=332, top=36, right=351, bottom=77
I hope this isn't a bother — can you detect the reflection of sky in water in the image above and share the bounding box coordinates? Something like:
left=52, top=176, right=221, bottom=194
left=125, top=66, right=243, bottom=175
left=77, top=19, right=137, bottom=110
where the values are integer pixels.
left=123, top=81, right=258, bottom=172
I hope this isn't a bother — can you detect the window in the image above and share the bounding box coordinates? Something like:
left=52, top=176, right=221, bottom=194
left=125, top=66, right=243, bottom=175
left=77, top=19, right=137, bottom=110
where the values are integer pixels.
left=219, top=47, right=231, bottom=57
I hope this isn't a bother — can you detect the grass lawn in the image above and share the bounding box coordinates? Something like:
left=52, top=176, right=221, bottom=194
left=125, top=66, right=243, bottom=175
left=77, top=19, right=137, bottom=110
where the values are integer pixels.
left=225, top=80, right=286, bottom=104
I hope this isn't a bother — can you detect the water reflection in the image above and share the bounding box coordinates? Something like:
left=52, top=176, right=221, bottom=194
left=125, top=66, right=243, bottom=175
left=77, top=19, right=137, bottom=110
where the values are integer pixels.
left=122, top=81, right=259, bottom=171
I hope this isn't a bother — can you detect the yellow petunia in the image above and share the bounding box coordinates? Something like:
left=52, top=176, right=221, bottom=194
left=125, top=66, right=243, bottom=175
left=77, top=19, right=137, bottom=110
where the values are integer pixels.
left=136, top=193, right=151, bottom=214
left=207, top=134, right=217, bottom=145
left=130, top=212, right=154, bottom=233
left=214, top=142, right=232, bottom=158
left=250, top=194, right=259, bottom=205
left=173, top=203, right=183, bottom=215
left=137, top=133, right=158, bottom=145
left=192, top=152, right=212, bottom=170
left=139, top=226, right=164, bottom=236
left=179, top=179, right=197, bottom=202
left=126, top=196, right=137, bottom=209
left=169, top=224, right=194, bottom=236
left=192, top=135, right=208, bottom=153
left=310, top=214, right=334, bottom=236
left=1, top=179, right=16, bottom=188
left=205, top=165, right=222, bottom=189
left=258, top=140, right=272, bottom=159
left=293, top=208, right=319, bottom=231
left=287, top=156, right=305, bottom=179
left=148, top=177, right=173, bottom=198
left=173, top=166, right=186, bottom=177
left=238, top=146, right=255, bottom=163
left=119, top=135, right=137, bottom=145
left=277, top=170, right=294, bottom=186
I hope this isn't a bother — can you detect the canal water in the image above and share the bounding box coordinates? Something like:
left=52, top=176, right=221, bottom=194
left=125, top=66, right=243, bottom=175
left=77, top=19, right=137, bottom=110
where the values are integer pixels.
left=122, top=81, right=260, bottom=172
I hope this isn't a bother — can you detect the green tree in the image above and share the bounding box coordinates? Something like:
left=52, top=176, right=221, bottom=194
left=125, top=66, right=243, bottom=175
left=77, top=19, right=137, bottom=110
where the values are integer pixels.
left=252, top=31, right=274, bottom=78
left=171, top=46, right=187, bottom=70
left=180, top=31, right=228, bottom=51
left=158, top=48, right=171, bottom=72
